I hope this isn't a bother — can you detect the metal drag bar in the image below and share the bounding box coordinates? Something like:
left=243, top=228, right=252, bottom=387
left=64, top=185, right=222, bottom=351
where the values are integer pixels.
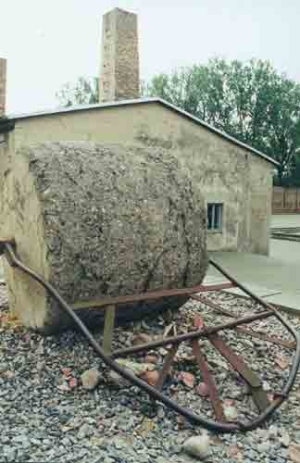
left=191, top=294, right=296, bottom=350
left=1, top=240, right=300, bottom=433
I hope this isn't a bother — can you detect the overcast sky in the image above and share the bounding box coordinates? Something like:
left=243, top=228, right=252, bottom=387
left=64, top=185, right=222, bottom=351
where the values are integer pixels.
left=0, top=0, right=299, bottom=114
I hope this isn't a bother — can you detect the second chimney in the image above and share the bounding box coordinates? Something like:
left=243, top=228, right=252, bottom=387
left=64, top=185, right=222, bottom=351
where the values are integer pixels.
left=99, top=8, right=140, bottom=103
left=0, top=58, right=6, bottom=116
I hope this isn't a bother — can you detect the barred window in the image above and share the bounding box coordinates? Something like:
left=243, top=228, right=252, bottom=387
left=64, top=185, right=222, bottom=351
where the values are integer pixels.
left=207, top=203, right=223, bottom=231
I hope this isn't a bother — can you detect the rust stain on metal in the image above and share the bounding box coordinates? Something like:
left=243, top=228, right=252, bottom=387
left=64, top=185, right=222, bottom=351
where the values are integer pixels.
left=155, top=344, right=178, bottom=391
left=192, top=294, right=296, bottom=350
left=112, top=310, right=273, bottom=358
left=192, top=340, right=225, bottom=422
left=71, top=283, right=236, bottom=311
left=208, top=333, right=270, bottom=412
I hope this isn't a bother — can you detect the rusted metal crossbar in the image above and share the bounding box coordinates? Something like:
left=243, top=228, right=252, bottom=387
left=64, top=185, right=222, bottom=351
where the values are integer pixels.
left=191, top=294, right=296, bottom=349
left=155, top=344, right=178, bottom=391
left=208, top=333, right=270, bottom=413
left=1, top=238, right=300, bottom=434
left=192, top=340, right=225, bottom=421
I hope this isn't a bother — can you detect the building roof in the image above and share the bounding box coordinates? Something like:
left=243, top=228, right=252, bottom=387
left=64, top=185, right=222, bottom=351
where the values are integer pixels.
left=4, top=97, right=278, bottom=166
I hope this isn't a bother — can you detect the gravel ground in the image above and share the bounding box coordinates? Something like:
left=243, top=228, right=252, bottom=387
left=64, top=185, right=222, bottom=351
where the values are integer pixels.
left=0, top=283, right=300, bottom=463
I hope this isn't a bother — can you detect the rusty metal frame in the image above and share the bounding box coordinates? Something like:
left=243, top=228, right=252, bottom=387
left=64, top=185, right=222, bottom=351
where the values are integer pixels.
left=1, top=239, right=300, bottom=433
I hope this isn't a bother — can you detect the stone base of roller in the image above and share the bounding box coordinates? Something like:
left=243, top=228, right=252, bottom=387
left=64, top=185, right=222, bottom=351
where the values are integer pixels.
left=1, top=141, right=208, bottom=334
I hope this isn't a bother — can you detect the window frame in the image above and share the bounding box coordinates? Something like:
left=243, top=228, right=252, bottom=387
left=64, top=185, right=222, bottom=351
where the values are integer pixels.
left=207, top=203, right=224, bottom=232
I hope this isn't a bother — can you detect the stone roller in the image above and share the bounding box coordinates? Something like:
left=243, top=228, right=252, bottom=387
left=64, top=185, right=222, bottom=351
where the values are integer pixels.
left=1, top=142, right=208, bottom=334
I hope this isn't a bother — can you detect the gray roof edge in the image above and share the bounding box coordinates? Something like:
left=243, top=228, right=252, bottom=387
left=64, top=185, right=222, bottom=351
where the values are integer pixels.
left=6, top=97, right=278, bottom=166
left=6, top=98, right=157, bottom=120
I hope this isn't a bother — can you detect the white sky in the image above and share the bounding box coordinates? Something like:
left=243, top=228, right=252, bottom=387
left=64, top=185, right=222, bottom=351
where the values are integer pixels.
left=0, top=0, right=299, bottom=114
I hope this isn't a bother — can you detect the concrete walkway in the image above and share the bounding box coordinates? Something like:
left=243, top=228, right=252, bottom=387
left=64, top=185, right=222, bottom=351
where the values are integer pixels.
left=271, top=214, right=300, bottom=228
left=205, top=242, right=300, bottom=314
left=204, top=214, right=300, bottom=313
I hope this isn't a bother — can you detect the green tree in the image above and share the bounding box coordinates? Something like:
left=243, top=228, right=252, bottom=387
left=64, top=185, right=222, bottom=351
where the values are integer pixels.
left=146, top=59, right=300, bottom=185
left=56, top=76, right=99, bottom=107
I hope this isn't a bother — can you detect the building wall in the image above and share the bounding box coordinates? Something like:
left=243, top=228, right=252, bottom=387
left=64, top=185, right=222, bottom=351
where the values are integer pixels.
left=9, top=102, right=273, bottom=254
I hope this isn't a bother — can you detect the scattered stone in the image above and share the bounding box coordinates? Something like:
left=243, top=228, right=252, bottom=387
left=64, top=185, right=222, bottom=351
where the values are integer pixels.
left=279, top=430, right=290, bottom=447
left=227, top=444, right=243, bottom=460
left=257, top=440, right=271, bottom=453
left=262, top=381, right=271, bottom=392
left=1, top=285, right=300, bottom=463
left=80, top=368, right=101, bottom=390
left=57, top=383, right=71, bottom=392
left=178, top=371, right=196, bottom=388
left=183, top=434, right=210, bottom=460
left=145, top=354, right=160, bottom=364
left=115, top=359, right=155, bottom=376
left=77, top=424, right=94, bottom=440
left=224, top=403, right=238, bottom=421
left=141, top=369, right=160, bottom=386
left=269, top=425, right=279, bottom=438
left=275, top=353, right=289, bottom=370
left=132, top=333, right=153, bottom=346
left=61, top=367, right=72, bottom=377
left=68, top=377, right=78, bottom=389
left=196, top=383, right=209, bottom=397
left=289, top=443, right=300, bottom=463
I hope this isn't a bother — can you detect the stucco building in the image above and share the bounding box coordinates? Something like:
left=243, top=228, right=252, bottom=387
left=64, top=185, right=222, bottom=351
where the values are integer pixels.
left=0, top=8, right=277, bottom=256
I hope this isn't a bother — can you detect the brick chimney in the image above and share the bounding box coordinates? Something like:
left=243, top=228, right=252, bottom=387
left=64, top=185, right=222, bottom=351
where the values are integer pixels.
left=0, top=58, right=7, bottom=116
left=99, top=8, right=140, bottom=103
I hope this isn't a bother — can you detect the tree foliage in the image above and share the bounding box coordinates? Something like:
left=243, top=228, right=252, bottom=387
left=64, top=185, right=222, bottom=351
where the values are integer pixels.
left=56, top=76, right=99, bottom=107
left=146, top=59, right=300, bottom=185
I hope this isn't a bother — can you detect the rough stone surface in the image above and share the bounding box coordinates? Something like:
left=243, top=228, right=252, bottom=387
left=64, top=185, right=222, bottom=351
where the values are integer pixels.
left=2, top=142, right=208, bottom=332
left=80, top=369, right=101, bottom=390
left=183, top=435, right=210, bottom=460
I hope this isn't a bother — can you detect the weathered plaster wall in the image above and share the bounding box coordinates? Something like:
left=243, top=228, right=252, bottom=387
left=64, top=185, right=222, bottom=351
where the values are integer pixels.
left=248, top=155, right=273, bottom=254
left=9, top=102, right=273, bottom=254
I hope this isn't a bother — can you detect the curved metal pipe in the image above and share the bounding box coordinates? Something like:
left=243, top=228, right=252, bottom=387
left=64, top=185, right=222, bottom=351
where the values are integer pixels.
left=209, top=258, right=300, bottom=400
left=2, top=243, right=300, bottom=433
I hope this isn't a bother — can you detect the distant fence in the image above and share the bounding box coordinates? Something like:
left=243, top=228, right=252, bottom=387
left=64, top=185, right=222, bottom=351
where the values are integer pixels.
left=272, top=187, right=300, bottom=214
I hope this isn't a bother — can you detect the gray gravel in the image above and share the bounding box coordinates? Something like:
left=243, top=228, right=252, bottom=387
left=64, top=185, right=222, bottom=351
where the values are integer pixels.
left=0, top=284, right=300, bottom=463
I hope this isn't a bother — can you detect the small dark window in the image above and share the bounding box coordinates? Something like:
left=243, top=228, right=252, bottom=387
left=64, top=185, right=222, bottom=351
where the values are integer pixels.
left=207, top=203, right=223, bottom=231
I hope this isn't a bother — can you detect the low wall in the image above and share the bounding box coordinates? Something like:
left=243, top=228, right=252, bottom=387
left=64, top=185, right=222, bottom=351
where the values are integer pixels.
left=272, top=187, right=300, bottom=214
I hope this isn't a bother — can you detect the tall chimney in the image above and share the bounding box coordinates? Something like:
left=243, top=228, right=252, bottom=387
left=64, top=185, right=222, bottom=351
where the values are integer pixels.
left=0, top=58, right=7, bottom=116
left=99, top=8, right=140, bottom=103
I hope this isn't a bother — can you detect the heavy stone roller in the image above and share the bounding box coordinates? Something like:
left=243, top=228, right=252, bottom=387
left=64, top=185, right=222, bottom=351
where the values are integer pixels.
left=1, top=142, right=299, bottom=433
left=1, top=141, right=208, bottom=333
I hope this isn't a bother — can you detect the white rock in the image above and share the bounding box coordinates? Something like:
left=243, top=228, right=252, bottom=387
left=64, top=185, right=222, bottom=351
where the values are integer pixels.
left=262, top=381, right=271, bottom=392
left=279, top=430, right=290, bottom=447
left=268, top=424, right=279, bottom=438
left=80, top=368, right=101, bottom=390
left=224, top=405, right=238, bottom=421
left=183, top=434, right=210, bottom=460
left=257, top=440, right=271, bottom=453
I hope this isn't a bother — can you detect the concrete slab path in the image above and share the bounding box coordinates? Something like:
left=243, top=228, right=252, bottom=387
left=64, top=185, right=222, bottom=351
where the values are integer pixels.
left=206, top=244, right=300, bottom=313
left=271, top=214, right=300, bottom=228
